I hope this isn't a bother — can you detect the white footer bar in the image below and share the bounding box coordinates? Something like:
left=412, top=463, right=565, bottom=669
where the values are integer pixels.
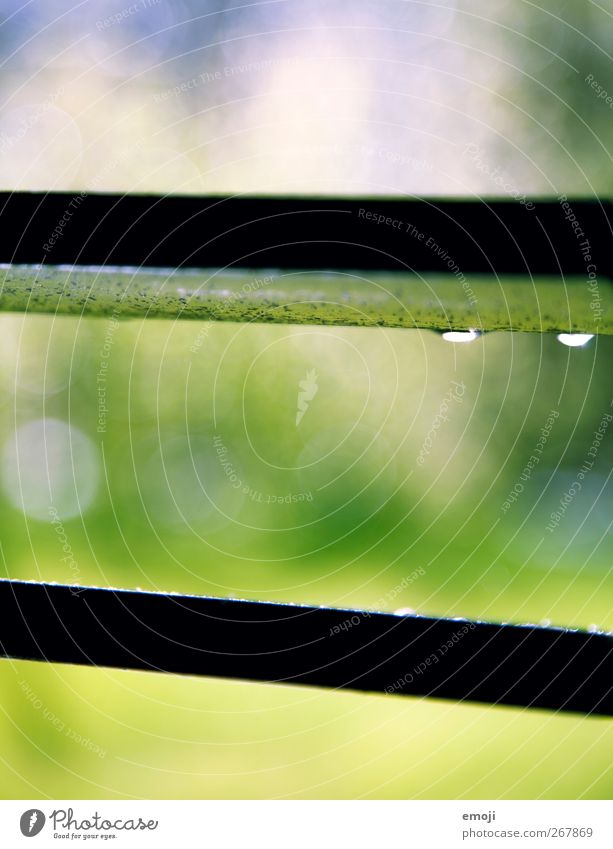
left=0, top=800, right=611, bottom=848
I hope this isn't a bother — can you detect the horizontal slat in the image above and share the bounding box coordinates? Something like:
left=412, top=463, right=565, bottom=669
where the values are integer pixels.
left=0, top=193, right=609, bottom=331
left=1, top=194, right=611, bottom=276
left=1, top=266, right=608, bottom=332
left=0, top=580, right=611, bottom=715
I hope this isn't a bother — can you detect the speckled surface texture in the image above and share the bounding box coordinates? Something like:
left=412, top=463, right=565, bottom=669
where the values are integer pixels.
left=0, top=265, right=610, bottom=333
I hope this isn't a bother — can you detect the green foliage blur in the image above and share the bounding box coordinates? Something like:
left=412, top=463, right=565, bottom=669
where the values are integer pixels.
left=0, top=0, right=611, bottom=800
left=0, top=316, right=611, bottom=798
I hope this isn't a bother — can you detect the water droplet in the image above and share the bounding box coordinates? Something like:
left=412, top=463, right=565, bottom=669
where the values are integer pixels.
left=556, top=333, right=594, bottom=348
left=441, top=329, right=480, bottom=343
left=394, top=607, right=416, bottom=616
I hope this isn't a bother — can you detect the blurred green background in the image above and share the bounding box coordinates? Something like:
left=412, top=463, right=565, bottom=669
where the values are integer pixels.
left=0, top=318, right=611, bottom=798
left=0, top=0, right=612, bottom=799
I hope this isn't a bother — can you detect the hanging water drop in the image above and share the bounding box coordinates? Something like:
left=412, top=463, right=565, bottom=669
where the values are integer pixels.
left=556, top=333, right=594, bottom=347
left=441, top=329, right=480, bottom=343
